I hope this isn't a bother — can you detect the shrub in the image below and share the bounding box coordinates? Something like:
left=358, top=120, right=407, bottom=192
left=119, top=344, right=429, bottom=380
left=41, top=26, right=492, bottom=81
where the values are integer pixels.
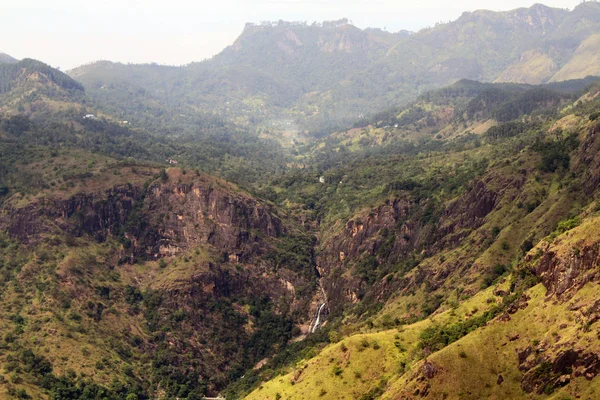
left=332, top=365, right=343, bottom=376
left=482, top=263, right=507, bottom=288
left=358, top=338, right=371, bottom=351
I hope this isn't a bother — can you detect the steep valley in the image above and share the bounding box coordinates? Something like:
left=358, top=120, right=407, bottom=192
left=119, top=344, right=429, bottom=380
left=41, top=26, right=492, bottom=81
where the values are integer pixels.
left=3, top=76, right=600, bottom=399
left=4, top=3, right=600, bottom=399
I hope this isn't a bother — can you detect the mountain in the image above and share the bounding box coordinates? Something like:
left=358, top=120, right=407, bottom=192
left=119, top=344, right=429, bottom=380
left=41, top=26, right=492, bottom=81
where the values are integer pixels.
left=233, top=78, right=600, bottom=400
left=3, top=70, right=599, bottom=399
left=0, top=58, right=289, bottom=186
left=0, top=58, right=84, bottom=118
left=69, top=3, right=600, bottom=136
left=68, top=19, right=405, bottom=137
left=5, top=3, right=600, bottom=400
left=211, top=20, right=404, bottom=90
left=0, top=56, right=312, bottom=399
left=0, top=52, right=18, bottom=64
left=0, top=58, right=82, bottom=94
left=0, top=154, right=319, bottom=398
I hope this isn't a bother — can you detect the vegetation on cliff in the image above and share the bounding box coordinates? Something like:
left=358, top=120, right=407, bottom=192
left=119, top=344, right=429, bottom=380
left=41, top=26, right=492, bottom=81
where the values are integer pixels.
left=4, top=4, right=600, bottom=398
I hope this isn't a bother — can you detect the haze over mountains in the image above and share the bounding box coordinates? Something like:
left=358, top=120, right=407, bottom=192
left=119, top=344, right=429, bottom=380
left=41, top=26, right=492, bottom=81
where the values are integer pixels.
left=4, top=2, right=600, bottom=400
left=0, top=53, right=18, bottom=65
left=64, top=2, right=600, bottom=135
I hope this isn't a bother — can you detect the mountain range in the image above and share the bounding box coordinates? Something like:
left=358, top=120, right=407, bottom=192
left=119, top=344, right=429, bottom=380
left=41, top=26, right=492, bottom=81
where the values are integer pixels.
left=66, top=2, right=600, bottom=135
left=3, top=2, right=600, bottom=399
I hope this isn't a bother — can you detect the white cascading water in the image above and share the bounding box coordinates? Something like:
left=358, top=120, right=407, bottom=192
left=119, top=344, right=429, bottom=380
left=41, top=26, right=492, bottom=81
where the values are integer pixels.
left=311, top=303, right=326, bottom=333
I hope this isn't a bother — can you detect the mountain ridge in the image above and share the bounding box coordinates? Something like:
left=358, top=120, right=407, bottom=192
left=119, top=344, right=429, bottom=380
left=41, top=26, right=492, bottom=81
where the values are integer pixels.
left=0, top=52, right=18, bottom=64
left=67, top=3, right=600, bottom=135
left=4, top=4, right=600, bottom=399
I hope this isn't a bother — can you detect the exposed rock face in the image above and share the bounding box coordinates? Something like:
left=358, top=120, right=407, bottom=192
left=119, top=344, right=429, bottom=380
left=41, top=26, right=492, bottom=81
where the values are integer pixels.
left=517, top=346, right=533, bottom=366
left=422, top=360, right=438, bottom=379
left=578, top=121, right=600, bottom=195
left=316, top=172, right=524, bottom=311
left=140, top=181, right=283, bottom=261
left=553, top=349, right=579, bottom=374
left=316, top=198, right=415, bottom=310
left=0, top=174, right=317, bottom=394
left=529, top=243, right=600, bottom=298
left=520, top=348, right=600, bottom=394
left=1, top=178, right=283, bottom=263
left=435, top=173, right=523, bottom=248
left=1, top=185, right=141, bottom=243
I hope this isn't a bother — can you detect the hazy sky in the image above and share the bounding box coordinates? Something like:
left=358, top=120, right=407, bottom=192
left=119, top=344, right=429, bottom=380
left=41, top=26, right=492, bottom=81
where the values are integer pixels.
left=0, top=0, right=581, bottom=70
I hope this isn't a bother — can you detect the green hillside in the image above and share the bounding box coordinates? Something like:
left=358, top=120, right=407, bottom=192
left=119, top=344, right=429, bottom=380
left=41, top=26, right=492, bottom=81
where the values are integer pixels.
left=4, top=57, right=600, bottom=400
left=3, top=4, right=600, bottom=399
left=223, top=78, right=600, bottom=399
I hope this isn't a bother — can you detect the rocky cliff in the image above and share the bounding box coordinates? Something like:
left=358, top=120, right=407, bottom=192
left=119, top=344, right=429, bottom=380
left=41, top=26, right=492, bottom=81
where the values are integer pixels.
left=316, top=169, right=526, bottom=313
left=2, top=171, right=283, bottom=262
left=0, top=168, right=318, bottom=396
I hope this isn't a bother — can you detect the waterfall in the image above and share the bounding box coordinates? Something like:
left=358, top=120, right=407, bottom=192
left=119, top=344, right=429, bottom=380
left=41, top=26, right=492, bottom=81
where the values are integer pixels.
left=311, top=303, right=326, bottom=333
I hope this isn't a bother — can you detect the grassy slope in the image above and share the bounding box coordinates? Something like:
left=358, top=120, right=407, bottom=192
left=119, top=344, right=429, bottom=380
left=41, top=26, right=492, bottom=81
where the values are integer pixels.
left=495, top=50, right=558, bottom=84
left=550, top=34, right=600, bottom=82
left=248, top=203, right=600, bottom=399
left=0, top=235, right=146, bottom=398
left=242, top=83, right=600, bottom=400
left=382, top=282, right=600, bottom=400
left=246, top=282, right=507, bottom=400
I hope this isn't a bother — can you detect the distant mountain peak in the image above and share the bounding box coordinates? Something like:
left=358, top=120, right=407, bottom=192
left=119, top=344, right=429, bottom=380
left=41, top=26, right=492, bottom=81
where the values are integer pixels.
left=227, top=18, right=399, bottom=59
left=243, top=18, right=351, bottom=31
left=0, top=58, right=84, bottom=98
left=0, top=52, right=18, bottom=64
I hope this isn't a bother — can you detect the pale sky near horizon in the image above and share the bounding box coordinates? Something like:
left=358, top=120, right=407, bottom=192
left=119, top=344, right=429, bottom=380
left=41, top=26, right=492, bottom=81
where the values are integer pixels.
left=0, top=0, right=582, bottom=70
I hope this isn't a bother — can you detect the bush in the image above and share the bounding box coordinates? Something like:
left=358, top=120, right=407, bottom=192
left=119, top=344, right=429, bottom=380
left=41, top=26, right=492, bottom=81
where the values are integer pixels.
left=332, top=365, right=343, bottom=376
left=418, top=302, right=506, bottom=353
left=358, top=338, right=371, bottom=351
left=482, top=264, right=507, bottom=288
